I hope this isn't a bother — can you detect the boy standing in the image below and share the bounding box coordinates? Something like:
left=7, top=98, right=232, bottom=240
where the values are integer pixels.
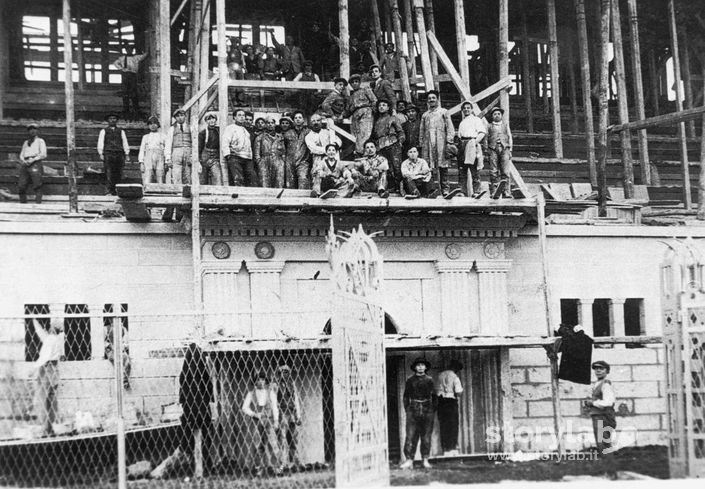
left=138, top=116, right=166, bottom=185
left=33, top=317, right=65, bottom=436
left=97, top=113, right=131, bottom=195
left=18, top=124, right=47, bottom=203
left=401, top=358, right=435, bottom=469
left=584, top=360, right=617, bottom=455
left=486, top=107, right=513, bottom=198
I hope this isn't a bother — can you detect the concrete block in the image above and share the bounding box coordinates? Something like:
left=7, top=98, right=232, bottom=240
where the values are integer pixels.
left=131, top=358, right=183, bottom=378
left=615, top=399, right=634, bottom=416
left=621, top=414, right=661, bottom=430
left=59, top=378, right=112, bottom=398
left=527, top=366, right=551, bottom=383
left=512, top=400, right=528, bottom=418
left=509, top=349, right=548, bottom=367
left=528, top=400, right=582, bottom=418
left=510, top=367, right=526, bottom=384
left=631, top=364, right=666, bottom=382
left=633, top=397, right=666, bottom=414
left=512, top=383, right=552, bottom=401
left=129, top=377, right=178, bottom=398
left=606, top=348, right=659, bottom=365
left=559, top=382, right=592, bottom=400
left=635, top=430, right=667, bottom=446
left=615, top=380, right=659, bottom=398
left=137, top=250, right=192, bottom=266
left=606, top=365, right=631, bottom=382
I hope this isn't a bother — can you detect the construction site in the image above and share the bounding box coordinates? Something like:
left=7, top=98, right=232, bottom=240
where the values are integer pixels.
left=0, top=0, right=704, bottom=487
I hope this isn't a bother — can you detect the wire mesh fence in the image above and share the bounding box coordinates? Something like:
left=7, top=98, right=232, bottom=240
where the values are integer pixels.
left=0, top=309, right=344, bottom=488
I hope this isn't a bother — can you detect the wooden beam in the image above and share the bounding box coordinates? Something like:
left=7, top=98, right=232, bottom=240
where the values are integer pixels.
left=0, top=1, right=6, bottom=120
left=608, top=105, right=705, bottom=133
left=185, top=0, right=200, bottom=101
left=424, top=0, right=438, bottom=86
left=228, top=79, right=334, bottom=91
left=402, top=0, right=417, bottom=83
left=171, top=0, right=190, bottom=27
left=453, top=0, right=470, bottom=86
left=183, top=75, right=218, bottom=112
left=149, top=2, right=159, bottom=118
left=426, top=32, right=475, bottom=109
left=626, top=0, right=650, bottom=185
left=216, top=0, right=229, bottom=184
left=62, top=0, right=78, bottom=213
left=574, top=0, right=596, bottom=185
left=567, top=41, right=579, bottom=134
left=75, top=4, right=85, bottom=91
left=611, top=0, right=634, bottom=198
left=159, top=0, right=172, bottom=130
left=597, top=0, right=611, bottom=217
left=371, top=0, right=384, bottom=60
left=498, top=0, right=509, bottom=119
left=668, top=0, right=692, bottom=209
left=680, top=27, right=696, bottom=138
left=546, top=0, right=563, bottom=158
left=390, top=0, right=411, bottom=102
left=413, top=0, right=434, bottom=92
left=520, top=4, right=534, bottom=133
left=447, top=77, right=511, bottom=116
left=698, top=66, right=705, bottom=220
left=198, top=0, right=212, bottom=116
left=339, top=0, right=350, bottom=79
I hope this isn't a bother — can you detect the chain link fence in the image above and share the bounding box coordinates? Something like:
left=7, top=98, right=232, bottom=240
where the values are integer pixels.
left=0, top=309, right=342, bottom=488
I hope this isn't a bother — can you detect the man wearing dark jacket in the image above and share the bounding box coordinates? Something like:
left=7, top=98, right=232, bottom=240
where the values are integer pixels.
left=198, top=113, right=222, bottom=185
left=400, top=358, right=435, bottom=470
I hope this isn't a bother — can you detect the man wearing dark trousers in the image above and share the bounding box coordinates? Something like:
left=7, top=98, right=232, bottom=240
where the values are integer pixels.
left=97, top=113, right=131, bottom=195
left=436, top=360, right=464, bottom=456
left=18, top=124, right=47, bottom=203
left=400, top=358, right=435, bottom=470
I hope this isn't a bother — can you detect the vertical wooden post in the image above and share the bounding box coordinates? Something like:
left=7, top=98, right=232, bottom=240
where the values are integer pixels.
left=668, top=0, right=691, bottom=209
left=698, top=65, right=705, bottom=220
left=520, top=4, right=534, bottom=133
left=382, top=0, right=393, bottom=44
left=371, top=0, right=384, bottom=60
left=75, top=5, right=85, bottom=91
left=198, top=0, right=212, bottom=115
left=390, top=0, right=410, bottom=101
left=648, top=50, right=660, bottom=116
left=189, top=73, right=203, bottom=342
left=0, top=1, right=7, bottom=120
left=159, top=0, right=172, bottom=130
left=680, top=28, right=695, bottom=138
left=216, top=0, right=228, bottom=182
left=611, top=0, right=634, bottom=198
left=597, top=0, right=611, bottom=217
left=453, top=0, right=470, bottom=87
left=402, top=0, right=417, bottom=83
left=100, top=15, right=109, bottom=84
left=413, top=0, right=434, bottom=92
left=567, top=42, right=579, bottom=134
left=424, top=0, right=438, bottom=86
left=498, top=0, right=509, bottom=120
left=542, top=44, right=549, bottom=114
left=63, top=0, right=78, bottom=213
left=149, top=2, right=160, bottom=117
left=574, top=0, right=597, bottom=186
left=50, top=14, right=59, bottom=82
left=627, top=0, right=651, bottom=184
left=339, top=0, right=350, bottom=79
left=546, top=0, right=563, bottom=158
left=186, top=0, right=201, bottom=101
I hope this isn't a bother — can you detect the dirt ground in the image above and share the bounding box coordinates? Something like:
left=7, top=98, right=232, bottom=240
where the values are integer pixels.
left=390, top=446, right=669, bottom=485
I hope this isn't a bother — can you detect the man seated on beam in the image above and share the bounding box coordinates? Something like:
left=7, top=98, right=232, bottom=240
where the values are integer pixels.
left=350, top=140, right=390, bottom=199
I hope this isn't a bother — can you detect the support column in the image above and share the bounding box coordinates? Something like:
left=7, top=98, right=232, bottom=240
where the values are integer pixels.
left=339, top=0, right=350, bottom=79
left=198, top=0, right=212, bottom=115
left=246, top=261, right=286, bottom=339
left=453, top=0, right=470, bottom=87
left=216, top=0, right=229, bottom=182
left=149, top=2, right=159, bottom=117
left=371, top=0, right=384, bottom=60
left=578, top=299, right=594, bottom=334
left=597, top=0, right=611, bottom=217
left=546, top=0, right=563, bottom=158
left=75, top=5, right=85, bottom=91
left=0, top=1, right=7, bottom=120
left=390, top=0, right=410, bottom=101
left=520, top=4, right=534, bottom=133
left=413, top=0, right=434, bottom=92
left=423, top=0, right=438, bottom=86
left=680, top=28, right=695, bottom=138
left=567, top=41, right=579, bottom=134
left=627, top=0, right=650, bottom=185
left=434, top=261, right=474, bottom=336
left=185, top=0, right=202, bottom=101
left=89, top=303, right=106, bottom=361
left=202, top=264, right=242, bottom=336
left=609, top=298, right=625, bottom=337
left=62, top=0, right=78, bottom=214
left=574, top=0, right=596, bottom=185
left=498, top=0, right=509, bottom=119
left=402, top=0, right=417, bottom=83
left=475, top=260, right=512, bottom=335
left=611, top=0, right=634, bottom=198
left=668, top=0, right=691, bottom=209
left=50, top=15, right=59, bottom=82
left=159, top=0, right=172, bottom=129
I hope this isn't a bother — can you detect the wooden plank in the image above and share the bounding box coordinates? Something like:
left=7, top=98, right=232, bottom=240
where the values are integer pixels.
left=520, top=3, right=533, bottom=133
left=627, top=0, right=651, bottom=185
left=216, top=0, right=229, bottom=184
left=228, top=79, right=334, bottom=91
left=574, top=0, right=597, bottom=185
left=611, top=0, right=634, bottom=198
left=546, top=0, right=562, bottom=157
left=540, top=184, right=561, bottom=201
left=424, top=0, right=439, bottom=86
left=548, top=183, right=572, bottom=201
left=607, top=186, right=625, bottom=201
left=171, top=0, right=189, bottom=26
left=453, top=0, right=470, bottom=87
left=159, top=0, right=172, bottom=130
left=116, top=184, right=145, bottom=199
left=447, top=77, right=512, bottom=116
left=426, top=32, right=476, bottom=110
left=570, top=183, right=593, bottom=198
left=390, top=0, right=411, bottom=101
left=608, top=105, right=705, bottom=133
left=329, top=122, right=356, bottom=143
left=182, top=76, right=219, bottom=113
left=413, top=0, right=435, bottom=91
left=63, top=0, right=78, bottom=214
left=119, top=200, right=152, bottom=221
left=597, top=0, right=611, bottom=217
left=499, top=0, right=509, bottom=118
left=339, top=0, right=350, bottom=79
left=402, top=0, right=418, bottom=82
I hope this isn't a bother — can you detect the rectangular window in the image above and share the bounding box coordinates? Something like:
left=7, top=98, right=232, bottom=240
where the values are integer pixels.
left=103, top=303, right=129, bottom=360
left=592, top=299, right=611, bottom=337
left=64, top=304, right=91, bottom=361
left=560, top=299, right=579, bottom=327
left=24, top=304, right=50, bottom=362
left=624, top=298, right=645, bottom=348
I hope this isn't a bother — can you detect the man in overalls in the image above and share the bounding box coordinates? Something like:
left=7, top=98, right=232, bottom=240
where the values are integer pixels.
left=400, top=358, right=436, bottom=469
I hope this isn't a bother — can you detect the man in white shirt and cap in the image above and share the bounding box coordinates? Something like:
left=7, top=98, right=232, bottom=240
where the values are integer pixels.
left=584, top=360, right=617, bottom=455
left=18, top=124, right=48, bottom=204
left=32, top=317, right=65, bottom=437
left=436, top=359, right=464, bottom=456
left=456, top=101, right=487, bottom=198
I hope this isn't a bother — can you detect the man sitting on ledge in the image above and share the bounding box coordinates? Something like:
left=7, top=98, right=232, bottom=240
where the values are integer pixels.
left=311, top=143, right=355, bottom=199
left=350, top=140, right=389, bottom=199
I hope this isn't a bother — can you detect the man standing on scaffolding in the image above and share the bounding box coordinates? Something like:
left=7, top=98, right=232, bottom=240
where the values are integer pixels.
left=113, top=44, right=148, bottom=120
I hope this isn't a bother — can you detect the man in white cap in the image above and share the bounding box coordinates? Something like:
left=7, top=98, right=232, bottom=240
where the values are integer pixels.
left=18, top=124, right=47, bottom=203
left=165, top=108, right=194, bottom=185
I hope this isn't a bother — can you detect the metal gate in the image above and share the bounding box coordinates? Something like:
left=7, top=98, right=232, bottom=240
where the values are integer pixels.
left=327, top=223, right=389, bottom=487
left=661, top=238, right=705, bottom=478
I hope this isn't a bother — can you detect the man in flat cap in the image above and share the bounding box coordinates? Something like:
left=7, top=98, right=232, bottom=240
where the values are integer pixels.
left=198, top=113, right=222, bottom=185
left=419, top=91, right=455, bottom=196
left=584, top=360, right=617, bottom=456
left=401, top=358, right=436, bottom=469
left=347, top=73, right=377, bottom=156
left=165, top=108, right=194, bottom=185
left=97, top=113, right=131, bottom=195
left=373, top=98, right=405, bottom=193
left=486, top=107, right=513, bottom=199
left=18, top=124, right=47, bottom=203
left=138, top=116, right=166, bottom=185
left=320, top=77, right=348, bottom=126
left=369, top=64, right=396, bottom=109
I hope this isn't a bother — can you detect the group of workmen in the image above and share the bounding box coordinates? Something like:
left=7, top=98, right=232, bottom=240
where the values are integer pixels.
left=16, top=63, right=515, bottom=203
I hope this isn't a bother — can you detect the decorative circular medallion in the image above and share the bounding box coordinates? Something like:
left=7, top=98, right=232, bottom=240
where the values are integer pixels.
left=483, top=241, right=503, bottom=259
left=212, top=241, right=231, bottom=260
left=445, top=243, right=462, bottom=260
left=254, top=241, right=275, bottom=260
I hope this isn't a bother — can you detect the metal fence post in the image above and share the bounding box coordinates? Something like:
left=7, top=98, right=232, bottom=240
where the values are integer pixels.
left=113, top=311, right=127, bottom=489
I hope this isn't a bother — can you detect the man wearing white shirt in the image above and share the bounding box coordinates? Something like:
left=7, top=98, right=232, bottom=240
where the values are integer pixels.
left=436, top=360, right=464, bottom=456
left=585, top=360, right=617, bottom=455
left=457, top=101, right=487, bottom=198
left=113, top=45, right=148, bottom=119
left=18, top=124, right=47, bottom=204
left=305, top=114, right=341, bottom=182
left=32, top=317, right=64, bottom=437
left=222, top=109, right=258, bottom=187
left=97, top=113, right=131, bottom=195
left=165, top=109, right=194, bottom=185
left=138, top=116, right=166, bottom=185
